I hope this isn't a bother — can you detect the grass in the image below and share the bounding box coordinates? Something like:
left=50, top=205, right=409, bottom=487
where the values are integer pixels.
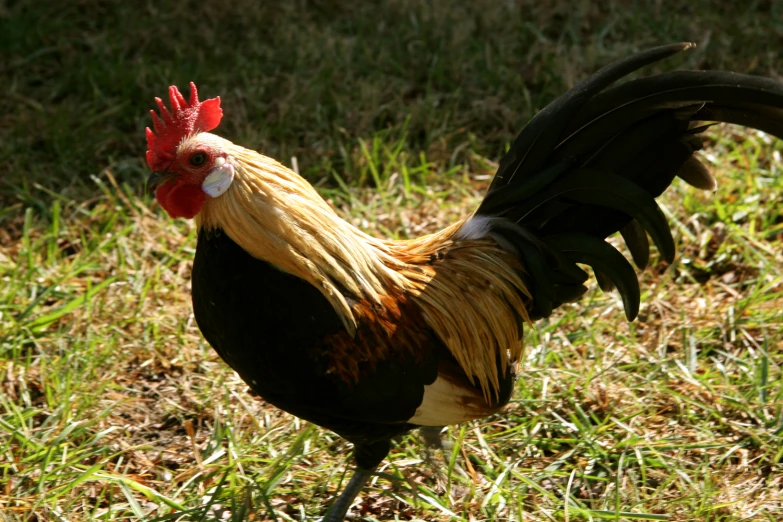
left=2, top=0, right=783, bottom=520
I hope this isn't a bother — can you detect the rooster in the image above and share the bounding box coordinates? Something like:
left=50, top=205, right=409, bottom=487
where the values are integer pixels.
left=145, top=43, right=783, bottom=521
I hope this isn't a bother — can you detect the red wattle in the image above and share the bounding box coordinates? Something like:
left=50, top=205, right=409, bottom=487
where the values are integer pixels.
left=156, top=182, right=205, bottom=219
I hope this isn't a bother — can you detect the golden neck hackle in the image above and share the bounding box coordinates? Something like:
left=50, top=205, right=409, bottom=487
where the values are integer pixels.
left=197, top=142, right=415, bottom=334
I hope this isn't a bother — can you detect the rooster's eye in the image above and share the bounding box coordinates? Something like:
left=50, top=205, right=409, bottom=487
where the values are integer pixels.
left=190, top=152, right=208, bottom=166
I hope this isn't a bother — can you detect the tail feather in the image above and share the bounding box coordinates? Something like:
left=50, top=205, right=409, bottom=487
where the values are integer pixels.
left=564, top=71, right=783, bottom=141
left=676, top=155, right=717, bottom=191
left=475, top=43, right=783, bottom=320
left=619, top=220, right=650, bottom=270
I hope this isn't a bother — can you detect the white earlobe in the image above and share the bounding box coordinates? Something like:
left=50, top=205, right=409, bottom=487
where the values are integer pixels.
left=202, top=161, right=235, bottom=198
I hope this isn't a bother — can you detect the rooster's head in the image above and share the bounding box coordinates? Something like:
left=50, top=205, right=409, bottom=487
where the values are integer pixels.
left=145, top=83, right=232, bottom=219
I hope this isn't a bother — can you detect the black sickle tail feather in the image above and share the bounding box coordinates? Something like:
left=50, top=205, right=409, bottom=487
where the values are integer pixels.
left=478, top=43, right=783, bottom=321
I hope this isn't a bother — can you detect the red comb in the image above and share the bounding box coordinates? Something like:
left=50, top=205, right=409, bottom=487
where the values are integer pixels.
left=145, top=82, right=223, bottom=171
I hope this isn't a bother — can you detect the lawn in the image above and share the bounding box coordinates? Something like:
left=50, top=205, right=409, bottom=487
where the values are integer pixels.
left=2, top=0, right=783, bottom=520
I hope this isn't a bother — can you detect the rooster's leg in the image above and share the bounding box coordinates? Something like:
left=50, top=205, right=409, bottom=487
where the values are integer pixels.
left=419, top=425, right=452, bottom=451
left=322, top=439, right=390, bottom=521
left=321, top=467, right=373, bottom=522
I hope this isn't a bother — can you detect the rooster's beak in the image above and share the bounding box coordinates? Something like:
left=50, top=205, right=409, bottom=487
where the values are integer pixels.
left=146, top=171, right=176, bottom=194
